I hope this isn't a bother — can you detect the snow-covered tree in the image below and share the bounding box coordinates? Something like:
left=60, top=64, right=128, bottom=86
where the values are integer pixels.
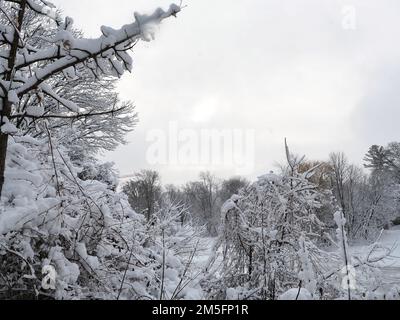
left=183, top=172, right=221, bottom=235
left=202, top=142, right=395, bottom=300
left=0, top=6, right=138, bottom=160
left=0, top=0, right=181, bottom=197
left=0, top=0, right=182, bottom=300
left=123, top=170, right=162, bottom=221
left=144, top=200, right=208, bottom=300
left=205, top=142, right=329, bottom=300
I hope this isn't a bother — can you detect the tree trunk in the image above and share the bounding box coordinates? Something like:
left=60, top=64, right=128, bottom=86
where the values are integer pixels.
left=0, top=0, right=27, bottom=199
left=0, top=102, right=11, bottom=198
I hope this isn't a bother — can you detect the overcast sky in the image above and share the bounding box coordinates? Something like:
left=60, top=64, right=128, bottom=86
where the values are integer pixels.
left=52, top=0, right=400, bottom=185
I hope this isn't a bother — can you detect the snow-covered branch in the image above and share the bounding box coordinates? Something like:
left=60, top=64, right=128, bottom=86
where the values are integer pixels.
left=14, top=4, right=180, bottom=96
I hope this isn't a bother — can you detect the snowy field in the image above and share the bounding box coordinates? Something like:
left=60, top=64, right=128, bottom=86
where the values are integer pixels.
left=351, top=226, right=400, bottom=295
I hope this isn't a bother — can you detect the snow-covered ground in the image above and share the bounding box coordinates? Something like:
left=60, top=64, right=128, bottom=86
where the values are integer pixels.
left=377, top=227, right=400, bottom=265
left=352, top=226, right=400, bottom=266
left=351, top=226, right=400, bottom=294
left=370, top=227, right=400, bottom=291
left=195, top=230, right=400, bottom=299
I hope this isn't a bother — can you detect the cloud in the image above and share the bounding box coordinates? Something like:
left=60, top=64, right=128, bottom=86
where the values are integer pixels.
left=353, top=63, right=400, bottom=146
left=51, top=0, right=400, bottom=183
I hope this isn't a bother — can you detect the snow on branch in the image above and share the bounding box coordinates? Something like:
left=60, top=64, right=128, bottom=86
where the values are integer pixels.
left=25, top=0, right=61, bottom=24
left=5, top=3, right=180, bottom=100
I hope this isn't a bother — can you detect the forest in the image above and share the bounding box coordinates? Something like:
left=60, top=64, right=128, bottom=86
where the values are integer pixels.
left=1, top=0, right=400, bottom=301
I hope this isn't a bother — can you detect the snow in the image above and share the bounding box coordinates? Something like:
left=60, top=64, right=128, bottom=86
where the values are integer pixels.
left=226, top=288, right=240, bottom=300
left=0, top=0, right=194, bottom=302
left=14, top=3, right=181, bottom=96
left=26, top=0, right=59, bottom=22
left=5, top=167, right=43, bottom=186
left=0, top=122, right=18, bottom=134
left=221, top=198, right=238, bottom=216
left=298, top=236, right=317, bottom=294
left=164, top=268, right=179, bottom=282
left=258, top=171, right=281, bottom=185
left=352, top=227, right=400, bottom=269
left=49, top=246, right=80, bottom=287
left=6, top=0, right=400, bottom=302
left=343, top=226, right=400, bottom=297
left=40, top=83, right=81, bottom=112
left=278, top=288, right=313, bottom=300
left=8, top=90, right=19, bottom=104
left=379, top=227, right=400, bottom=268
left=26, top=105, right=45, bottom=117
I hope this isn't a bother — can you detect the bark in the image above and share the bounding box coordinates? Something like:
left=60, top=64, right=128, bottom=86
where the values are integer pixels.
left=0, top=0, right=27, bottom=198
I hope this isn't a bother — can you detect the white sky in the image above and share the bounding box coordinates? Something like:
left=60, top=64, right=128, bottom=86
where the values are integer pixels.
left=51, top=0, right=400, bottom=185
